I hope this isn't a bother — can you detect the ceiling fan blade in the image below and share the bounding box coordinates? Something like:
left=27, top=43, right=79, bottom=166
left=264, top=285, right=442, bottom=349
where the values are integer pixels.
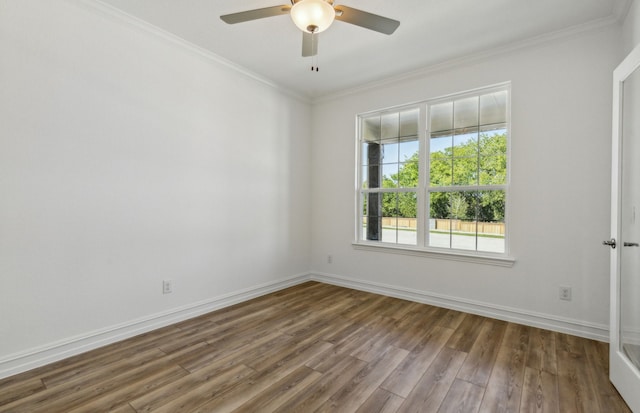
left=302, top=32, right=318, bottom=57
left=220, top=5, right=291, bottom=24
left=334, top=5, right=400, bottom=35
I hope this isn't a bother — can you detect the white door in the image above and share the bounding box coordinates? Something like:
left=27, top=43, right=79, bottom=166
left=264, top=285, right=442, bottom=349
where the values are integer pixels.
left=608, top=43, right=640, bottom=412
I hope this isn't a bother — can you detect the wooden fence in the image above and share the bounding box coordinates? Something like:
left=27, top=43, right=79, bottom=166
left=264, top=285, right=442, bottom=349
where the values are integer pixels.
left=432, top=219, right=505, bottom=235
left=364, top=217, right=505, bottom=235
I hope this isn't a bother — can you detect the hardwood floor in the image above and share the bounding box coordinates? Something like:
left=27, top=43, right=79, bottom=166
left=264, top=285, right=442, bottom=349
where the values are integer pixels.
left=0, top=282, right=631, bottom=412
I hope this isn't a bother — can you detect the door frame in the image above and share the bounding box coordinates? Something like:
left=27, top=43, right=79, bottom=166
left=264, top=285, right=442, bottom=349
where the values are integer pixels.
left=610, top=42, right=640, bottom=412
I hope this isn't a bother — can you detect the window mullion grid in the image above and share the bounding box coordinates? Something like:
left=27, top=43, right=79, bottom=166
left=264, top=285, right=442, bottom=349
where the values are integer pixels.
left=427, top=184, right=506, bottom=193
left=394, top=191, right=399, bottom=244
left=357, top=83, right=509, bottom=256
left=475, top=97, right=481, bottom=251
left=417, top=104, right=428, bottom=248
left=356, top=118, right=364, bottom=243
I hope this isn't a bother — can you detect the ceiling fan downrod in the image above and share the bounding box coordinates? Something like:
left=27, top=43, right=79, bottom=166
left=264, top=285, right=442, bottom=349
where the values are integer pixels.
left=308, top=26, right=319, bottom=72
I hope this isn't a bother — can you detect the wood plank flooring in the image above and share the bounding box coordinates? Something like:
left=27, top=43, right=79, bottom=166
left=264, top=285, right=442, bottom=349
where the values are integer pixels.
left=0, top=281, right=631, bottom=412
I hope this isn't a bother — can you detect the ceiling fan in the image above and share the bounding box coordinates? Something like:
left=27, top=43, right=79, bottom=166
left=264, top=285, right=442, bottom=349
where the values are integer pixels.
left=220, top=0, right=400, bottom=62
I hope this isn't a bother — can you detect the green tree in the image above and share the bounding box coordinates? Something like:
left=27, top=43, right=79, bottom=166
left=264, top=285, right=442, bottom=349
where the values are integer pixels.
left=449, top=193, right=468, bottom=218
left=429, top=132, right=506, bottom=221
left=377, top=131, right=506, bottom=222
left=381, top=153, right=419, bottom=217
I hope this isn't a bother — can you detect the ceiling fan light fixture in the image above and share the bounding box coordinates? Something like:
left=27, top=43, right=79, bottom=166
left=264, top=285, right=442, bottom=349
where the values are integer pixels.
left=290, top=0, right=335, bottom=33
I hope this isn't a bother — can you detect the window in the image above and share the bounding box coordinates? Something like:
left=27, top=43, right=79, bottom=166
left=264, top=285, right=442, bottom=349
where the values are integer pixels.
left=356, top=84, right=510, bottom=258
left=360, top=108, right=420, bottom=245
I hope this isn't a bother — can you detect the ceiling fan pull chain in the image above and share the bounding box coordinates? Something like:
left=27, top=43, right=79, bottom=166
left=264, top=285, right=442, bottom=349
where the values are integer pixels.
left=313, top=32, right=319, bottom=72
left=310, top=32, right=316, bottom=71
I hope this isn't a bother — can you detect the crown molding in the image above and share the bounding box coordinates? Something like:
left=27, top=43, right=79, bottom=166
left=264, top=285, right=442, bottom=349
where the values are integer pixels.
left=313, top=15, right=620, bottom=105
left=70, top=0, right=311, bottom=104
left=65, top=0, right=625, bottom=108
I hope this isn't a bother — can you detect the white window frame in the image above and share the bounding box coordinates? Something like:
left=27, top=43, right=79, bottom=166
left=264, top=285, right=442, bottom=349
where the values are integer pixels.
left=354, top=83, right=514, bottom=267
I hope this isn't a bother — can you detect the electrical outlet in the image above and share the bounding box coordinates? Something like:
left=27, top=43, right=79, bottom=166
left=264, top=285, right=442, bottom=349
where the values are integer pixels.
left=163, top=279, right=173, bottom=294
left=559, top=286, right=572, bottom=301
left=327, top=255, right=333, bottom=264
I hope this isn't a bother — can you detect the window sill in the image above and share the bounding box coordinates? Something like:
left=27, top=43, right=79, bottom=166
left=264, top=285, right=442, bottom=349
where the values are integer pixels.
left=352, top=242, right=516, bottom=267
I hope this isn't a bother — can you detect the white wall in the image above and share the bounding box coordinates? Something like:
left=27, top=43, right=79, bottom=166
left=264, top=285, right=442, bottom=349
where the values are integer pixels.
left=310, top=25, right=620, bottom=339
left=623, top=0, right=640, bottom=53
left=0, top=0, right=311, bottom=376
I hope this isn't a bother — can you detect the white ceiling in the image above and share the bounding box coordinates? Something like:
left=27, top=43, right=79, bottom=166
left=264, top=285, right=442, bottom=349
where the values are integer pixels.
left=96, top=0, right=628, bottom=100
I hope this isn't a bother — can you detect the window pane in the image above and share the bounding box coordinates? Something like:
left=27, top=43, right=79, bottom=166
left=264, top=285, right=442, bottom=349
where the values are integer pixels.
left=363, top=141, right=382, bottom=189
left=451, top=224, right=477, bottom=250
left=361, top=217, right=369, bottom=243
left=479, top=155, right=506, bottom=185
left=429, top=192, right=451, bottom=248
left=381, top=221, right=397, bottom=243
left=382, top=164, right=399, bottom=188
left=453, top=157, right=478, bottom=186
left=399, top=139, right=419, bottom=162
left=360, top=193, right=368, bottom=240
left=428, top=190, right=506, bottom=252
left=381, top=113, right=399, bottom=140
left=448, top=191, right=474, bottom=219
left=453, top=130, right=478, bottom=158
left=430, top=132, right=452, bottom=188
left=364, top=141, right=382, bottom=167
left=398, top=192, right=417, bottom=219
left=398, top=192, right=417, bottom=245
left=361, top=166, right=368, bottom=188
left=382, top=142, right=399, bottom=164
left=479, top=127, right=507, bottom=156
left=480, top=90, right=507, bottom=126
left=382, top=192, right=398, bottom=217
left=398, top=159, right=419, bottom=188
left=428, top=191, right=479, bottom=251
left=361, top=142, right=369, bottom=165
left=430, top=102, right=453, bottom=133
left=430, top=156, right=452, bottom=187
left=454, top=96, right=479, bottom=129
left=382, top=192, right=398, bottom=243
left=429, top=191, right=449, bottom=219
left=375, top=191, right=418, bottom=245
left=477, top=190, right=505, bottom=253
left=362, top=116, right=380, bottom=142
left=477, top=230, right=505, bottom=253
left=430, top=134, right=452, bottom=156
left=400, top=108, right=419, bottom=137
left=361, top=193, right=367, bottom=216
left=477, top=190, right=505, bottom=223
left=365, top=193, right=382, bottom=241
left=363, top=164, right=381, bottom=189
left=449, top=191, right=477, bottom=251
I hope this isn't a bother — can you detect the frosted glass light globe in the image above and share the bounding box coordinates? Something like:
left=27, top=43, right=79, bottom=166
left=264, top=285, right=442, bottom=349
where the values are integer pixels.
left=290, top=0, right=336, bottom=33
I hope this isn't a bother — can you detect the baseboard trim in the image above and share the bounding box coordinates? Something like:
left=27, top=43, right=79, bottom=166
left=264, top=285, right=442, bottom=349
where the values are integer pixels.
left=1, top=271, right=610, bottom=379
left=0, top=273, right=311, bottom=380
left=310, top=272, right=610, bottom=342
left=622, top=328, right=640, bottom=346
